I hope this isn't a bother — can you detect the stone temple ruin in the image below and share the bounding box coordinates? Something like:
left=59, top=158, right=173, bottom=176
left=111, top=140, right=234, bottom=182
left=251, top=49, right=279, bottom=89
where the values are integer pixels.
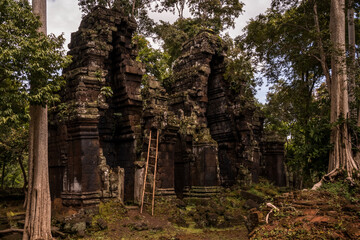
left=48, top=6, right=285, bottom=206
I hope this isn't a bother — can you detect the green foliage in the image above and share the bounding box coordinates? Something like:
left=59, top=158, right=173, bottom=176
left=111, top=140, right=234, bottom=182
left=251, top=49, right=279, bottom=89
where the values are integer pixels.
left=0, top=0, right=69, bottom=189
left=152, top=1, right=244, bottom=66
left=223, top=35, right=256, bottom=96
left=134, top=35, right=172, bottom=83
left=247, top=179, right=280, bottom=199
left=156, top=0, right=243, bottom=33
left=92, top=200, right=127, bottom=223
left=0, top=126, right=28, bottom=189
left=78, top=0, right=156, bottom=36
left=243, top=0, right=334, bottom=188
left=320, top=176, right=360, bottom=204
left=100, top=86, right=114, bottom=98
left=0, top=0, right=70, bottom=106
left=263, top=80, right=331, bottom=187
left=78, top=0, right=247, bottom=80
left=154, top=18, right=204, bottom=65
left=78, top=0, right=115, bottom=14
left=243, top=0, right=330, bottom=84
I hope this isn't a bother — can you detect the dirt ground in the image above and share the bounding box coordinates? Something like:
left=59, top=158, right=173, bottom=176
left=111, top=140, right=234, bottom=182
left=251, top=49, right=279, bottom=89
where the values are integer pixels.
left=3, top=180, right=359, bottom=240
left=249, top=185, right=360, bottom=240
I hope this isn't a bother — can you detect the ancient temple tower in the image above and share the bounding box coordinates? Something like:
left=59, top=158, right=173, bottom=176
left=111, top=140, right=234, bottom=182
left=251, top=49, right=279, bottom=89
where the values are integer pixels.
left=49, top=7, right=285, bottom=206
left=49, top=6, right=143, bottom=205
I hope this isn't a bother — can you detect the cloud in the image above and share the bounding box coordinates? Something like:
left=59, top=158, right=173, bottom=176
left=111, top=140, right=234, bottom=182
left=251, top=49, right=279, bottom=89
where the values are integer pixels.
left=229, top=0, right=271, bottom=38
left=47, top=0, right=82, bottom=51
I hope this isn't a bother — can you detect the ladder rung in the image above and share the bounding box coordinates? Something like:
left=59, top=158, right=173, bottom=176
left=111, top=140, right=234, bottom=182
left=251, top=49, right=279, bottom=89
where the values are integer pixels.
left=141, top=129, right=159, bottom=215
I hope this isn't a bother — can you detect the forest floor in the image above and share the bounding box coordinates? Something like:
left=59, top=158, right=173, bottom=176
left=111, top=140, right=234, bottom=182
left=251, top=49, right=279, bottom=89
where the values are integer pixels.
left=1, top=179, right=360, bottom=240
left=53, top=187, right=254, bottom=240
left=249, top=180, right=360, bottom=239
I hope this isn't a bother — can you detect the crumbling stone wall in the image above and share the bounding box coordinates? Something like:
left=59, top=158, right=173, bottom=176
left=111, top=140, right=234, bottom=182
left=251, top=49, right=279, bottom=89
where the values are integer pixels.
left=49, top=8, right=285, bottom=205
left=169, top=31, right=263, bottom=188
left=139, top=31, right=269, bottom=198
left=49, top=6, right=143, bottom=205
left=168, top=32, right=223, bottom=194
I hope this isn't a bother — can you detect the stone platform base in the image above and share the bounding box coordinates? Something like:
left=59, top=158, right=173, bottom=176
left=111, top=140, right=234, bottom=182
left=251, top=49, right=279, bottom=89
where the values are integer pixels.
left=183, top=186, right=221, bottom=198
left=155, top=188, right=176, bottom=196
left=61, top=191, right=102, bottom=206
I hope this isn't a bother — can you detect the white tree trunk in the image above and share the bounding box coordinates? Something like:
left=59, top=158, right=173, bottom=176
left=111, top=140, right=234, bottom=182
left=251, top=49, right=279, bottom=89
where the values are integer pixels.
left=23, top=0, right=53, bottom=239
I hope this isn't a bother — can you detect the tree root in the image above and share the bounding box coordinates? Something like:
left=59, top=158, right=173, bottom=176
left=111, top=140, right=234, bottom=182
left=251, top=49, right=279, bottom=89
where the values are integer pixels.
left=0, top=228, right=24, bottom=234
left=312, top=168, right=353, bottom=190
left=51, top=227, right=65, bottom=237
left=265, top=203, right=279, bottom=224
left=0, top=227, right=65, bottom=237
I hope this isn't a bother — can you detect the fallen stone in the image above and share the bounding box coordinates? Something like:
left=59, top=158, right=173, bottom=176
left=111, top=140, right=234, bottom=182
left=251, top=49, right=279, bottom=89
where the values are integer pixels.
left=96, top=218, right=108, bottom=230
left=301, top=209, right=319, bottom=216
left=240, top=191, right=264, bottom=204
left=245, top=210, right=263, bottom=232
left=73, top=221, right=87, bottom=233
left=244, top=199, right=260, bottom=210
left=309, top=216, right=336, bottom=224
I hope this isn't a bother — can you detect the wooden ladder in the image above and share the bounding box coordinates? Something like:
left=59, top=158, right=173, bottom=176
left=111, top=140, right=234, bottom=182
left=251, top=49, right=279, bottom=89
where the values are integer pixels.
left=140, top=129, right=159, bottom=216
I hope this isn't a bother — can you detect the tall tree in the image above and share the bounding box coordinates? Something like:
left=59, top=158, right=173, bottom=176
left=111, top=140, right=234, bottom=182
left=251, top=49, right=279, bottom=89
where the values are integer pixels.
left=327, top=0, right=358, bottom=176
left=347, top=0, right=360, bottom=166
left=1, top=0, right=68, bottom=218
left=23, top=0, right=52, bottom=239
left=244, top=0, right=360, bottom=187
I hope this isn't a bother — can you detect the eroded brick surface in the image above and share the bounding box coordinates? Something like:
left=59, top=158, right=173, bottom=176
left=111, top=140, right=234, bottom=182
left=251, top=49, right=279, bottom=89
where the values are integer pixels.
left=49, top=8, right=285, bottom=206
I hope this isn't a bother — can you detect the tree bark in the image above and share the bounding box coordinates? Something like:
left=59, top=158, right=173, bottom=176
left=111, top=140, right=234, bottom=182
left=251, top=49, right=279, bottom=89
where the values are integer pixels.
left=1, top=162, right=5, bottom=190
left=347, top=0, right=356, bottom=106
left=347, top=0, right=360, bottom=166
left=132, top=0, right=136, bottom=16
left=23, top=0, right=52, bottom=239
left=23, top=106, right=52, bottom=240
left=18, top=155, right=28, bottom=191
left=328, top=0, right=358, bottom=175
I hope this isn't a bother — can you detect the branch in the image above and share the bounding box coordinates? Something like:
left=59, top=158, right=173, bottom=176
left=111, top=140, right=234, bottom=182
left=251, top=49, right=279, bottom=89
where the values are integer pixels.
left=265, top=203, right=279, bottom=224
left=132, top=0, right=136, bottom=17
left=0, top=228, right=24, bottom=234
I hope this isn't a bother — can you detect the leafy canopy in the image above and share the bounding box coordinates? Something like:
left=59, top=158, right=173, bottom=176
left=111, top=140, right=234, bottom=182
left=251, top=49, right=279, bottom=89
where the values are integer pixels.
left=0, top=0, right=70, bottom=106
left=242, top=0, right=335, bottom=187
left=0, top=0, right=70, bottom=188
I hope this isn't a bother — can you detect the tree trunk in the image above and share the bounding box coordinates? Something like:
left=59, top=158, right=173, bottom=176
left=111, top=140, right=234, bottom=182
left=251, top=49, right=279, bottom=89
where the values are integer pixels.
left=347, top=0, right=356, bottom=106
left=23, top=0, right=52, bottom=239
left=18, top=155, right=28, bottom=191
left=328, top=0, right=358, bottom=175
left=132, top=0, right=136, bottom=16
left=23, top=106, right=52, bottom=240
left=347, top=0, right=360, bottom=166
left=1, top=162, right=5, bottom=190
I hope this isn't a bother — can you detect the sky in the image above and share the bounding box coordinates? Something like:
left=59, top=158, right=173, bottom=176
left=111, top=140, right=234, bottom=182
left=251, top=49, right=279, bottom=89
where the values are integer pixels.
left=47, top=0, right=272, bottom=103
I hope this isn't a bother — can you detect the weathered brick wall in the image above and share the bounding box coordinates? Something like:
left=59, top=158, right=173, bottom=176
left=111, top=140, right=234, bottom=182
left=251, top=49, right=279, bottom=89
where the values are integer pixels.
left=49, top=6, right=143, bottom=205
left=49, top=11, right=285, bottom=205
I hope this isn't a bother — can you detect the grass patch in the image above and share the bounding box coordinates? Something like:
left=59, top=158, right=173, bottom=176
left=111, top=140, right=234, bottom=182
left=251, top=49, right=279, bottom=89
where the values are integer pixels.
left=320, top=180, right=360, bottom=203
